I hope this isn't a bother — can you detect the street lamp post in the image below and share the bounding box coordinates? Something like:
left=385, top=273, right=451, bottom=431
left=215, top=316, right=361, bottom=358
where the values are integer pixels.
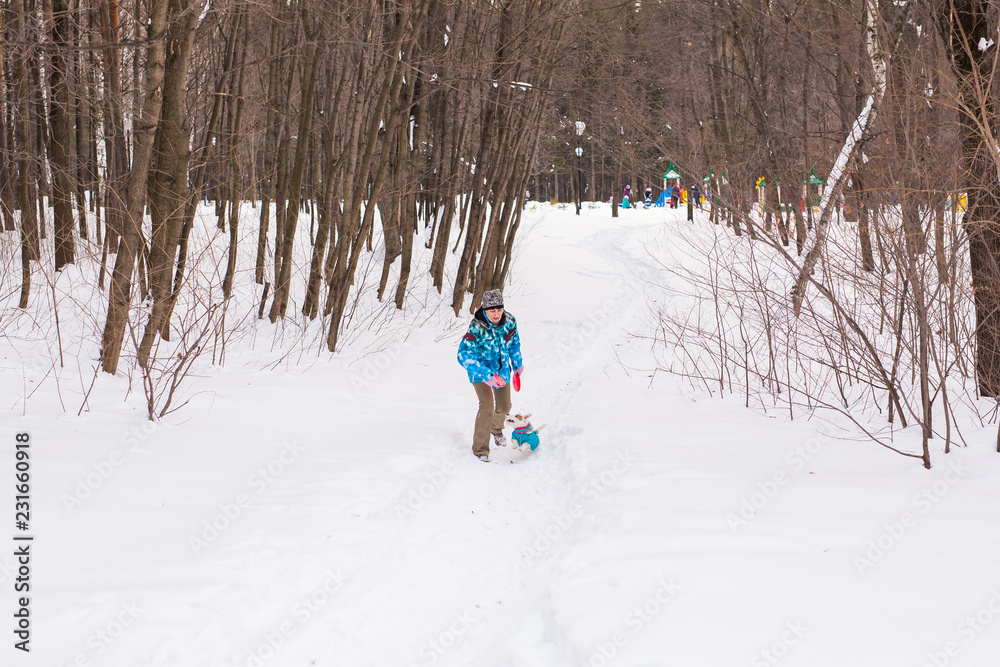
left=575, top=146, right=584, bottom=215
left=574, top=121, right=586, bottom=216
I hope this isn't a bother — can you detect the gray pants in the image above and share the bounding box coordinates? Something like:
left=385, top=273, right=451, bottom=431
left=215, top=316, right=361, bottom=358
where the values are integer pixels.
left=471, top=382, right=511, bottom=456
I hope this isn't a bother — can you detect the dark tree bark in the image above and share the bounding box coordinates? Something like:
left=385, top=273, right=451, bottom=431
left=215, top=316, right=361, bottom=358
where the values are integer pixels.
left=937, top=0, right=1000, bottom=396
left=100, top=0, right=170, bottom=374
left=136, top=0, right=201, bottom=367
left=268, top=10, right=323, bottom=322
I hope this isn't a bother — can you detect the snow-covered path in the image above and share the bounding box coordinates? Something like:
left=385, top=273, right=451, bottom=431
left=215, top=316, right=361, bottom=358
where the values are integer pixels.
left=8, top=203, right=1000, bottom=667
left=24, top=203, right=662, bottom=667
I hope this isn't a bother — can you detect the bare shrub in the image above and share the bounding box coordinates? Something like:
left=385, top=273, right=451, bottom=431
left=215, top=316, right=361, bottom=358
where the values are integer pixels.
left=651, top=201, right=976, bottom=469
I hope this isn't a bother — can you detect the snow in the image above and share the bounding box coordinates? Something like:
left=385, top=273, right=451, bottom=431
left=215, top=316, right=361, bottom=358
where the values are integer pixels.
left=3, top=202, right=1000, bottom=666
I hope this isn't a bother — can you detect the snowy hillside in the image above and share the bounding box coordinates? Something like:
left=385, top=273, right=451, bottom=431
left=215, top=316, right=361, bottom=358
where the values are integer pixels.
left=4, top=202, right=1000, bottom=667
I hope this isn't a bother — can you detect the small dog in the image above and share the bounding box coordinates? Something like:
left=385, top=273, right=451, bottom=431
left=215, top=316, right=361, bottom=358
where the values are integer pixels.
left=506, top=412, right=545, bottom=452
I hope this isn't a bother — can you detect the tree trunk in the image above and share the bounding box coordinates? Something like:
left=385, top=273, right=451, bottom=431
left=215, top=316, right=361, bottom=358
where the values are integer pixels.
left=136, top=0, right=200, bottom=367
left=937, top=0, right=1000, bottom=395
left=255, top=10, right=283, bottom=285
left=99, top=0, right=128, bottom=249
left=852, top=171, right=875, bottom=271
left=222, top=7, right=249, bottom=301
left=44, top=0, right=76, bottom=271
left=99, top=0, right=169, bottom=374
left=268, top=14, right=323, bottom=322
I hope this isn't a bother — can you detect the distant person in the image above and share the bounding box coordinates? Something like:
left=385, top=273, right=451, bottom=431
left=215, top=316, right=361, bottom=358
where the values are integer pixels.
left=670, top=183, right=681, bottom=209
left=644, top=188, right=653, bottom=207
left=691, top=184, right=702, bottom=210
left=622, top=184, right=632, bottom=205
left=457, top=289, right=523, bottom=462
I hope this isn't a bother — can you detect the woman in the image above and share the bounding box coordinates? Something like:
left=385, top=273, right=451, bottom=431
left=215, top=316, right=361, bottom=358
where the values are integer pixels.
left=457, top=289, right=523, bottom=461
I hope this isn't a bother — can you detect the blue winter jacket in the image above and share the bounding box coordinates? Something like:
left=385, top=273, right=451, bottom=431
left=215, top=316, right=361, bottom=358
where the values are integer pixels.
left=457, top=309, right=523, bottom=384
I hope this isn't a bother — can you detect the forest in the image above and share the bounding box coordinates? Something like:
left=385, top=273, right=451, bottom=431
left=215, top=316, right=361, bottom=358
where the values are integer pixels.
left=2, top=0, right=1000, bottom=464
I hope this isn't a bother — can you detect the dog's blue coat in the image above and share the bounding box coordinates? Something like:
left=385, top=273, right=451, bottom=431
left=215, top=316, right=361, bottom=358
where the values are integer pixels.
left=512, top=425, right=540, bottom=451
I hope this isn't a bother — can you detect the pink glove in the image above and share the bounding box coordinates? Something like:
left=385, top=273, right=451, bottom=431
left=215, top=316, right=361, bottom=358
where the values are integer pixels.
left=486, top=374, right=506, bottom=388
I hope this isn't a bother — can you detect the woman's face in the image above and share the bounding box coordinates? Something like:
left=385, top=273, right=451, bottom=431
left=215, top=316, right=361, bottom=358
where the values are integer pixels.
left=485, top=307, right=503, bottom=324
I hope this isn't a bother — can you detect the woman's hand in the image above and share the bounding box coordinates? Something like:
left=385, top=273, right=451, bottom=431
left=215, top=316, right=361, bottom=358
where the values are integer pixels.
left=486, top=374, right=506, bottom=388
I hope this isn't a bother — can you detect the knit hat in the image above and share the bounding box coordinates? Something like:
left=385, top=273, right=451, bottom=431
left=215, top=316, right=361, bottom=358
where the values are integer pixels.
left=481, top=289, right=504, bottom=310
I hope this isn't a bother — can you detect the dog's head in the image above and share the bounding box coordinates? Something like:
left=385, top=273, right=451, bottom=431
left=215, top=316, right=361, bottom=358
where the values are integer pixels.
left=505, top=412, right=532, bottom=429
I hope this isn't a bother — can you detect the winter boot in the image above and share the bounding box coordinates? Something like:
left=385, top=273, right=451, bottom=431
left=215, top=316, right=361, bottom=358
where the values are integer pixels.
left=492, top=433, right=508, bottom=448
